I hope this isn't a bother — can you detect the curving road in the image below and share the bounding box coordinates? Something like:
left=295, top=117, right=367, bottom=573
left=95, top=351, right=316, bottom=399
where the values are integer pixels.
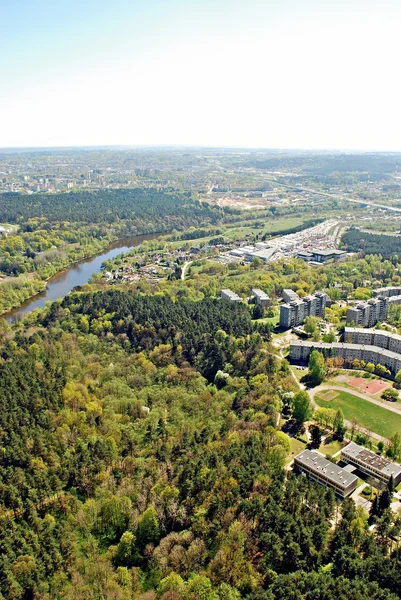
left=181, top=261, right=193, bottom=280
left=286, top=364, right=390, bottom=442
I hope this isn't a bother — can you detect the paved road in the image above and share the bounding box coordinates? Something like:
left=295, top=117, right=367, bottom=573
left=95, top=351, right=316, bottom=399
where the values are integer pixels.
left=309, top=384, right=401, bottom=417
left=286, top=367, right=389, bottom=442
left=261, top=175, right=401, bottom=213
left=181, top=261, right=193, bottom=280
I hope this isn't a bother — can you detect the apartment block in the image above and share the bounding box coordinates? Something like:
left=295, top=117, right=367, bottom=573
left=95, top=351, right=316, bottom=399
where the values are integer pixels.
left=252, top=288, right=270, bottom=308
left=294, top=450, right=358, bottom=498
left=346, top=296, right=388, bottom=327
left=282, top=289, right=299, bottom=303
left=221, top=289, right=241, bottom=302
left=388, top=295, right=401, bottom=307
left=344, top=327, right=401, bottom=355
left=289, top=340, right=401, bottom=375
left=373, top=287, right=401, bottom=298
left=280, top=291, right=327, bottom=329
left=341, top=442, right=401, bottom=487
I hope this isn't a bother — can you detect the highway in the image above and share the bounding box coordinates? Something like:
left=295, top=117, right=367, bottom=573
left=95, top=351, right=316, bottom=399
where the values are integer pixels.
left=261, top=175, right=401, bottom=213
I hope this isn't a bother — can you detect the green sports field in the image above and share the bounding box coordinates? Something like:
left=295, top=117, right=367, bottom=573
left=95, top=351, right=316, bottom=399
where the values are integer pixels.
left=315, top=389, right=401, bottom=439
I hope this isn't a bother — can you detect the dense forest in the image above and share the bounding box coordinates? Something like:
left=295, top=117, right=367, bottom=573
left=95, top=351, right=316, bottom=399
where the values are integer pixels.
left=0, top=289, right=399, bottom=599
left=341, top=229, right=401, bottom=258
left=0, top=190, right=224, bottom=225
left=0, top=190, right=227, bottom=315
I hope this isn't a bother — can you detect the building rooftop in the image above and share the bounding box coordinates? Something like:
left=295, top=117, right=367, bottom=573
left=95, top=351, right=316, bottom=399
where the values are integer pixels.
left=289, top=340, right=401, bottom=361
left=221, top=289, right=241, bottom=301
left=250, top=248, right=276, bottom=261
left=342, top=442, right=401, bottom=480
left=344, top=327, right=401, bottom=344
left=252, top=288, right=270, bottom=300
left=295, top=449, right=358, bottom=489
left=311, top=248, right=346, bottom=257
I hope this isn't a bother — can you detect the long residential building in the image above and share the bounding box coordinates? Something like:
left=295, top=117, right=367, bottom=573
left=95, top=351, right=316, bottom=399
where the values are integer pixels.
left=341, top=442, right=401, bottom=486
left=294, top=450, right=358, bottom=498
left=373, top=286, right=401, bottom=298
left=252, top=288, right=270, bottom=308
left=282, top=289, right=299, bottom=303
left=346, top=297, right=388, bottom=327
left=388, top=295, right=401, bottom=307
left=289, top=340, right=401, bottom=375
left=344, top=327, right=401, bottom=354
left=280, top=291, right=327, bottom=329
left=221, top=289, right=241, bottom=302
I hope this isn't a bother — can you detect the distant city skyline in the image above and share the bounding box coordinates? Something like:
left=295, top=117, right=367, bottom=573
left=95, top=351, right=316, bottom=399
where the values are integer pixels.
left=2, top=0, right=401, bottom=150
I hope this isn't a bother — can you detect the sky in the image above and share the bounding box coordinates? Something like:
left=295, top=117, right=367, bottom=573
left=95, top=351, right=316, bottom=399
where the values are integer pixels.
left=1, top=0, right=401, bottom=150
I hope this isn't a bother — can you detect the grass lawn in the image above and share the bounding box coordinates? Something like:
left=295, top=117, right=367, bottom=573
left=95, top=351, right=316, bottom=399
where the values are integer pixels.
left=315, top=389, right=401, bottom=439
left=256, top=312, right=280, bottom=327
left=290, top=365, right=306, bottom=382
left=319, top=439, right=344, bottom=457
left=223, top=217, right=305, bottom=241
left=285, top=436, right=307, bottom=465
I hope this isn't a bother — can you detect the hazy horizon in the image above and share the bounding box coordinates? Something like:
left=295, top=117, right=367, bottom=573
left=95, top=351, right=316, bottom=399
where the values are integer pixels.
left=2, top=0, right=401, bottom=150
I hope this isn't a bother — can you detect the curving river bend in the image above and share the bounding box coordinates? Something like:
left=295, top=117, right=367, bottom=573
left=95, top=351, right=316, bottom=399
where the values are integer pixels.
left=5, top=233, right=160, bottom=323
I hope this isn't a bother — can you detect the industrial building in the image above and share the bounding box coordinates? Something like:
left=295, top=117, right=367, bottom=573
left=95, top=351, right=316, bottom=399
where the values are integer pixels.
left=280, top=291, right=327, bottom=329
left=221, top=289, right=242, bottom=303
left=294, top=450, right=358, bottom=498
left=309, top=249, right=347, bottom=263
left=341, top=442, right=401, bottom=487
left=252, top=289, right=270, bottom=308
left=346, top=296, right=388, bottom=327
left=295, top=249, right=346, bottom=263
left=228, top=246, right=276, bottom=263
left=289, top=340, right=401, bottom=375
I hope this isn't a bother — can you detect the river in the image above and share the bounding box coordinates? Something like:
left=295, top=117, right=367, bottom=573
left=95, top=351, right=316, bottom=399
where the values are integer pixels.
left=5, top=233, right=160, bottom=323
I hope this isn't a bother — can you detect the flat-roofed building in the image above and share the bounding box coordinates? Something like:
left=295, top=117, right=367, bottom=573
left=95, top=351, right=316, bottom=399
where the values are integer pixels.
left=297, top=250, right=313, bottom=261
left=344, top=327, right=401, bottom=355
left=373, top=287, right=401, bottom=298
left=311, top=249, right=347, bottom=263
left=346, top=296, right=388, bottom=327
left=221, top=289, right=242, bottom=303
left=249, top=248, right=276, bottom=262
left=388, top=295, right=401, bottom=307
left=294, top=449, right=358, bottom=498
left=341, top=442, right=401, bottom=487
left=289, top=340, right=401, bottom=375
left=283, top=289, right=299, bottom=303
left=252, top=288, right=270, bottom=308
left=280, top=291, right=327, bottom=329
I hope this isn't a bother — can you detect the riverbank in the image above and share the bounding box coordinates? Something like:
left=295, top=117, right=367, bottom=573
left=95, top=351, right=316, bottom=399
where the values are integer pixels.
left=2, top=232, right=161, bottom=323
